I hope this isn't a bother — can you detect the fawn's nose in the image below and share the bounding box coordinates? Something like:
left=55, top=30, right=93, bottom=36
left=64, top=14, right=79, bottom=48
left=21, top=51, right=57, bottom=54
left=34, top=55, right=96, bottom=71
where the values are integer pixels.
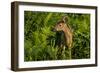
left=51, top=28, right=56, bottom=32
left=53, top=29, right=56, bottom=32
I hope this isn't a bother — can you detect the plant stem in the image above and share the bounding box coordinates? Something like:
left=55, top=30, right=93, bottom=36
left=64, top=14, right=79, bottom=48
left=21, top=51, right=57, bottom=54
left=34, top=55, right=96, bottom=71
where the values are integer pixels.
left=69, top=48, right=71, bottom=59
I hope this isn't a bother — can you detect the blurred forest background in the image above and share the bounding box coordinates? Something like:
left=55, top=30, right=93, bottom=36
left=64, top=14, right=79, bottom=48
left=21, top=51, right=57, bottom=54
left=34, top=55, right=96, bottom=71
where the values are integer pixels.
left=24, top=11, right=90, bottom=61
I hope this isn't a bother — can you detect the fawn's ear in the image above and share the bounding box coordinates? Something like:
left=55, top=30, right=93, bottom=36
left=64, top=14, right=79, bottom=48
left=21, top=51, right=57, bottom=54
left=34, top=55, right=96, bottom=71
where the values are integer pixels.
left=62, top=16, right=68, bottom=23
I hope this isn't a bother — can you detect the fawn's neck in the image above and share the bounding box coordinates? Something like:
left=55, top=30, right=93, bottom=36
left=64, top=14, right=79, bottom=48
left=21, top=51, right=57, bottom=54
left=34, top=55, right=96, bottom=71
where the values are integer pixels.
left=63, top=24, right=70, bottom=37
left=62, top=24, right=71, bottom=46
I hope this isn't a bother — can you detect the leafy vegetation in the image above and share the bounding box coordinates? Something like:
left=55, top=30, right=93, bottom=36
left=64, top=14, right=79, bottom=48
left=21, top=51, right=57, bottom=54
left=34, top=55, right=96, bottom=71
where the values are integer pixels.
left=24, top=11, right=90, bottom=61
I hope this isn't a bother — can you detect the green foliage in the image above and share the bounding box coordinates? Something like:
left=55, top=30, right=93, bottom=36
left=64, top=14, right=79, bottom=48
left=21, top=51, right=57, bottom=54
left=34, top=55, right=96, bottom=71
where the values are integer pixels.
left=24, top=11, right=90, bottom=61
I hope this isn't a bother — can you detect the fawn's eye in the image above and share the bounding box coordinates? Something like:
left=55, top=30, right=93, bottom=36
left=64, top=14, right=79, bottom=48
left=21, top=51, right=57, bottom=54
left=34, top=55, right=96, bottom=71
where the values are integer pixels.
left=59, top=24, right=61, bottom=26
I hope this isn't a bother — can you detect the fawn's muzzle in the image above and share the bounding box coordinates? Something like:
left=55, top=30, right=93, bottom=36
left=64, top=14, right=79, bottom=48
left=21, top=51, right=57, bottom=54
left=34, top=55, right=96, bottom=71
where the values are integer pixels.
left=52, top=28, right=57, bottom=32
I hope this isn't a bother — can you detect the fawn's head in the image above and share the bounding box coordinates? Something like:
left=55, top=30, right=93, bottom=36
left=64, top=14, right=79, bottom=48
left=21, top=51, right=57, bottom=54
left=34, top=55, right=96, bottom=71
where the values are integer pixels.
left=53, top=16, right=68, bottom=32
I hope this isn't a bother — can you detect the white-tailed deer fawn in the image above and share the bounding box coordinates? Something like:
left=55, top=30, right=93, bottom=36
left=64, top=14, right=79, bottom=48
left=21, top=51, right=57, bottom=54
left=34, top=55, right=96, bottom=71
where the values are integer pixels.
left=53, top=16, right=73, bottom=59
